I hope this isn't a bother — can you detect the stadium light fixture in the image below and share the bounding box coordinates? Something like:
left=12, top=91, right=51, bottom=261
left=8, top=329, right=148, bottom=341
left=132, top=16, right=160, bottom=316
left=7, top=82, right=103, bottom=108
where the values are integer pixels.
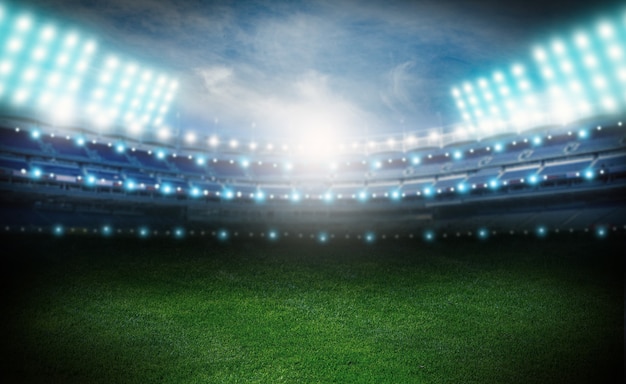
left=536, top=226, right=547, bottom=237
left=124, top=180, right=135, bottom=191
left=101, top=225, right=112, bottom=237
left=138, top=227, right=149, bottom=238
left=365, top=232, right=376, bottom=243
left=31, top=167, right=42, bottom=179
left=478, top=228, right=489, bottom=240
left=53, top=225, right=64, bottom=236
left=423, top=230, right=435, bottom=242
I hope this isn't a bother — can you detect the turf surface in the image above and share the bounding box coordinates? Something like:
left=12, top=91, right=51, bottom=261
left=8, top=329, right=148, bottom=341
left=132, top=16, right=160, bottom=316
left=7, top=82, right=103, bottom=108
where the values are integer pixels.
left=0, top=234, right=623, bottom=383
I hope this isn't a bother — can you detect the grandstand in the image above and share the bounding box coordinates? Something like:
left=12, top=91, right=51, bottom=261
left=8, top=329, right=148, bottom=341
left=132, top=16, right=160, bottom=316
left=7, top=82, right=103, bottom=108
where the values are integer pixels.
left=0, top=114, right=624, bottom=240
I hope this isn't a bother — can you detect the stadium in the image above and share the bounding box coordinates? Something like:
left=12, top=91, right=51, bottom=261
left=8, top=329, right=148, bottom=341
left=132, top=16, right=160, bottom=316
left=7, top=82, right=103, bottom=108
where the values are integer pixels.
left=0, top=1, right=624, bottom=383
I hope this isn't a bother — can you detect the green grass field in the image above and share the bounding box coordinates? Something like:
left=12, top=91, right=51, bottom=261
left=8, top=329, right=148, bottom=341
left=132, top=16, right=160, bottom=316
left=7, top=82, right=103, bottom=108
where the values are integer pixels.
left=0, top=234, right=622, bottom=383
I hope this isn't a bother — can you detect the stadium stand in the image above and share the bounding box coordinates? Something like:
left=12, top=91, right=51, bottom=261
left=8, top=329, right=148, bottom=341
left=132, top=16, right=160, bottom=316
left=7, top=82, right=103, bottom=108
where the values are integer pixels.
left=0, top=116, right=624, bottom=237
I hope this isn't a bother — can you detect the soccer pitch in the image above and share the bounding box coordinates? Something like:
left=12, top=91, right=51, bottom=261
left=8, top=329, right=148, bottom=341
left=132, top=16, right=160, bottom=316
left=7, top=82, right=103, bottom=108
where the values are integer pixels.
left=1, top=234, right=622, bottom=383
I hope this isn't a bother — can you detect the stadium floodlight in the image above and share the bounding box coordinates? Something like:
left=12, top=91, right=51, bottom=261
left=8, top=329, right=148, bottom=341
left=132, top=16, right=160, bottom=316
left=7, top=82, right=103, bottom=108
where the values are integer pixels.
left=184, top=132, right=196, bottom=144
left=536, top=226, right=547, bottom=237
left=124, top=180, right=136, bottom=191
left=101, top=225, right=112, bottom=237
left=190, top=187, right=201, bottom=197
left=364, top=232, right=376, bottom=243
left=174, top=228, right=185, bottom=239
left=268, top=230, right=278, bottom=241
left=528, top=174, right=539, bottom=184
left=583, top=169, right=594, bottom=180
left=318, top=232, right=328, bottom=244
left=31, top=167, right=42, bottom=179
left=595, top=226, right=607, bottom=238
left=138, top=227, right=149, bottom=238
left=390, top=190, right=401, bottom=200
left=254, top=190, right=265, bottom=202
left=423, top=230, right=435, bottom=242
left=53, top=225, right=64, bottom=236
left=478, top=228, right=489, bottom=240
left=291, top=192, right=301, bottom=202
left=598, top=21, right=614, bottom=39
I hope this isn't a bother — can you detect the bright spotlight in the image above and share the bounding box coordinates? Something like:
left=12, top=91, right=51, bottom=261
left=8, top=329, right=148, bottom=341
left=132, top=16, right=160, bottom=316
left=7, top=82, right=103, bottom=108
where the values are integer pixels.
left=357, top=190, right=368, bottom=202
left=53, top=225, right=64, bottom=236
left=583, top=169, right=594, bottom=180
left=101, top=225, right=112, bottom=237
left=365, top=232, right=376, bottom=243
left=138, top=227, right=149, bottom=238
left=424, top=231, right=435, bottom=242
left=218, top=230, right=229, bottom=241
left=536, top=226, right=547, bottom=237
left=174, top=228, right=185, bottom=239
left=184, top=132, right=197, bottom=144
left=268, top=230, right=278, bottom=241
left=318, top=232, right=328, bottom=244
left=478, top=228, right=489, bottom=240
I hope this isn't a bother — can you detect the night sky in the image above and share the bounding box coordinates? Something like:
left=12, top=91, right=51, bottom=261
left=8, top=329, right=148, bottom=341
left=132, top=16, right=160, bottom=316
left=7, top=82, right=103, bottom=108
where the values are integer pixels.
left=12, top=0, right=619, bottom=142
